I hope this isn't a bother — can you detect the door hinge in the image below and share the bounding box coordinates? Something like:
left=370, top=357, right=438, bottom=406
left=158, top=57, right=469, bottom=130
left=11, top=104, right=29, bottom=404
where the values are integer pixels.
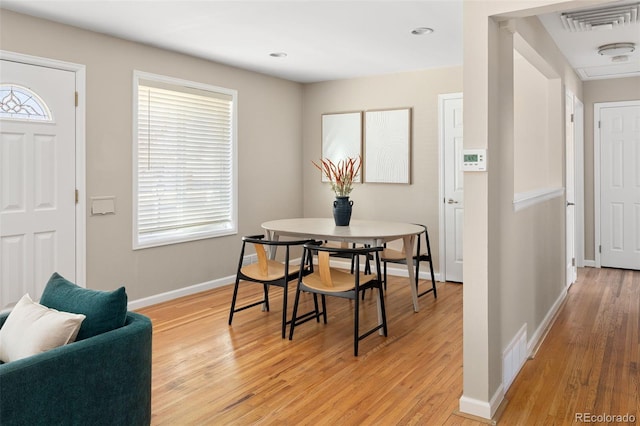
left=75, top=91, right=78, bottom=107
left=570, top=113, right=574, bottom=123
left=598, top=120, right=601, bottom=129
left=599, top=245, right=602, bottom=253
left=572, top=258, right=575, bottom=267
left=75, top=189, right=79, bottom=204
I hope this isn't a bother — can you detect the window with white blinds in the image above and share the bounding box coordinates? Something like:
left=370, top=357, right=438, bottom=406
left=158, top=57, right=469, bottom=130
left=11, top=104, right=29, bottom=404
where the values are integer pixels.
left=133, top=72, right=237, bottom=249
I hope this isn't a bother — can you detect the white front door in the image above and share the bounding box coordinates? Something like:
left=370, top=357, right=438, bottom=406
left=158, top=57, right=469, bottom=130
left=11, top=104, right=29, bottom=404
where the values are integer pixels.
left=443, top=94, right=464, bottom=282
left=598, top=102, right=640, bottom=270
left=565, top=90, right=577, bottom=287
left=0, top=59, right=77, bottom=309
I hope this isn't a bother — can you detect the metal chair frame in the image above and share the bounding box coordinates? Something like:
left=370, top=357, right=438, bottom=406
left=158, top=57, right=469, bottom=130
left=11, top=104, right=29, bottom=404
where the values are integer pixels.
left=228, top=234, right=313, bottom=338
left=289, top=241, right=387, bottom=356
left=381, top=224, right=437, bottom=299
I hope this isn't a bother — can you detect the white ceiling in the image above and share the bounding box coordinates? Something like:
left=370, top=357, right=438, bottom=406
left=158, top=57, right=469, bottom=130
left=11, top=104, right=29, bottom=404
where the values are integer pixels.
left=1, top=0, right=638, bottom=83
left=538, top=1, right=640, bottom=80
left=0, top=1, right=463, bottom=83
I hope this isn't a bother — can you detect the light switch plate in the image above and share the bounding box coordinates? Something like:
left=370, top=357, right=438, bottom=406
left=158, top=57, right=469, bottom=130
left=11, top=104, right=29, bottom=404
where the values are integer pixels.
left=91, top=196, right=116, bottom=215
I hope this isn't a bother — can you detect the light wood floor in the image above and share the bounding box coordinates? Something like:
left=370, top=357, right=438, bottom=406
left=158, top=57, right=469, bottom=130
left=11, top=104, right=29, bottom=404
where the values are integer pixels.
left=137, top=267, right=639, bottom=425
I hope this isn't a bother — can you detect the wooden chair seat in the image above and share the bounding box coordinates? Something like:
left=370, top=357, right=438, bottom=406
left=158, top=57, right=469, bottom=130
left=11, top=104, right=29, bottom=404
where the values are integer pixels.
left=241, top=260, right=300, bottom=281
left=301, top=269, right=376, bottom=293
left=381, top=247, right=411, bottom=262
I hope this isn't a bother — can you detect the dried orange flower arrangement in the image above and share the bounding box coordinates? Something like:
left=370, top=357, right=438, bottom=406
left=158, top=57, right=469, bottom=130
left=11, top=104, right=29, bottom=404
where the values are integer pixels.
left=312, top=156, right=362, bottom=197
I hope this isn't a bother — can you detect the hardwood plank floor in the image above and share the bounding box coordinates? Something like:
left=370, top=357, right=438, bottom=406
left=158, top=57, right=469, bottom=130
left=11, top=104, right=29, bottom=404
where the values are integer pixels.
left=499, top=267, right=639, bottom=425
left=137, top=267, right=639, bottom=425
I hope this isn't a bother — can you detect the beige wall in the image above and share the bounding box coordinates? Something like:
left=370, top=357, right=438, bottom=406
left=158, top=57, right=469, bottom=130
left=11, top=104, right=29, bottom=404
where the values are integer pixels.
left=301, top=68, right=463, bottom=270
left=496, top=13, right=570, bottom=353
left=582, top=77, right=640, bottom=261
left=462, top=0, right=593, bottom=418
left=0, top=10, right=304, bottom=300
left=514, top=54, right=557, bottom=193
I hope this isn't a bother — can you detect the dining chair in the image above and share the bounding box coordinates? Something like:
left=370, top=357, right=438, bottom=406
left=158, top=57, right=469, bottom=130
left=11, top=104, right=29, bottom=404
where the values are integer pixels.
left=288, top=241, right=387, bottom=356
left=323, top=241, right=372, bottom=274
left=381, top=224, right=437, bottom=299
left=228, top=234, right=313, bottom=338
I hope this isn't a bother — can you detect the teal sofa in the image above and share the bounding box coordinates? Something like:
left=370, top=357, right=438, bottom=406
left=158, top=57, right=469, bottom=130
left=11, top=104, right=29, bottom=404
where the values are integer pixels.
left=0, top=310, right=152, bottom=425
left=0, top=275, right=152, bottom=426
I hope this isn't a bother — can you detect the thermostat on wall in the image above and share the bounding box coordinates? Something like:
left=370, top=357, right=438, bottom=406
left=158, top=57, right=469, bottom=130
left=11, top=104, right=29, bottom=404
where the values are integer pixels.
left=461, top=149, right=487, bottom=172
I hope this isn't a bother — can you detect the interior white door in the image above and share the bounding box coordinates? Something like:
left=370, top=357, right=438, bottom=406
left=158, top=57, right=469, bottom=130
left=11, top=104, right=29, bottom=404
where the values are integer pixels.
left=443, top=95, right=464, bottom=282
left=599, top=103, right=640, bottom=270
left=565, top=91, right=577, bottom=287
left=0, top=60, right=76, bottom=309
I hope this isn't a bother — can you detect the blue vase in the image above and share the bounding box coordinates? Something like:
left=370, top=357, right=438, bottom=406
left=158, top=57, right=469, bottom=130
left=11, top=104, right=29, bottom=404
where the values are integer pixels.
left=333, top=196, right=353, bottom=226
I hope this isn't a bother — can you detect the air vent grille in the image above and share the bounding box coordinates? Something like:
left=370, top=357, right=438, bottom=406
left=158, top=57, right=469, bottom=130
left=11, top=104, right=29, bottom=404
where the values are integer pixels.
left=561, top=3, right=639, bottom=31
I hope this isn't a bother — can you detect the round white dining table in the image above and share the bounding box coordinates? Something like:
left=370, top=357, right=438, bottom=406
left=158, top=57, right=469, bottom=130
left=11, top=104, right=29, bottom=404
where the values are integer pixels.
left=262, top=218, right=424, bottom=312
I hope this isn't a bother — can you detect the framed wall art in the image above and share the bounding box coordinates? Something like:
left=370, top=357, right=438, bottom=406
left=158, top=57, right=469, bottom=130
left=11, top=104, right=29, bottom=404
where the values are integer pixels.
left=364, top=108, right=411, bottom=184
left=320, top=111, right=362, bottom=182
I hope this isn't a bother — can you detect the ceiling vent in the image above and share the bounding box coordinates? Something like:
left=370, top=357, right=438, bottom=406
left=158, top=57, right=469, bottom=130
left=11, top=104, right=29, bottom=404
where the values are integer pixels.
left=561, top=3, right=639, bottom=31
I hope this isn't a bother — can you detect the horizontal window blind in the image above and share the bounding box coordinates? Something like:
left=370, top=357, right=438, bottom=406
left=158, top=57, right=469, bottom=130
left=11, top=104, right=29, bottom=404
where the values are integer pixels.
left=134, top=75, right=236, bottom=248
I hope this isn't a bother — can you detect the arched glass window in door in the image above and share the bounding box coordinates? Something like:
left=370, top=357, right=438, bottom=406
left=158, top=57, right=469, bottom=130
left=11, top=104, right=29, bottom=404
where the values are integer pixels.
left=0, top=84, right=53, bottom=121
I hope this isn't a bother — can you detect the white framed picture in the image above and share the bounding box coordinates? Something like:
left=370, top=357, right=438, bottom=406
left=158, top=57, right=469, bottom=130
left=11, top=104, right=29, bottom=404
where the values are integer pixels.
left=321, top=111, right=362, bottom=182
left=364, top=108, right=411, bottom=183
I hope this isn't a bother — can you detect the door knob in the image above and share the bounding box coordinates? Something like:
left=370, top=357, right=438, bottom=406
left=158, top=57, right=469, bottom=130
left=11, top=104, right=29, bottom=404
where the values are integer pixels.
left=447, top=199, right=459, bottom=204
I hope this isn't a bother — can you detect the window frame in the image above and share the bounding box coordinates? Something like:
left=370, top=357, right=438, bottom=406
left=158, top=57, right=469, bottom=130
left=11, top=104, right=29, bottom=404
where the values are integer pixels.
left=132, top=70, right=238, bottom=250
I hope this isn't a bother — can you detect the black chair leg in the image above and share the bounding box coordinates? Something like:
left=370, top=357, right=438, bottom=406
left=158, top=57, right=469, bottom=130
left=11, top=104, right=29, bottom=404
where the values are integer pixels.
left=383, top=262, right=388, bottom=290
left=362, top=259, right=385, bottom=300
left=353, top=293, right=360, bottom=356
left=429, top=261, right=437, bottom=298
left=321, top=295, right=328, bottom=323
left=289, top=286, right=326, bottom=340
left=263, top=284, right=270, bottom=311
left=288, top=285, right=303, bottom=340
left=228, top=278, right=241, bottom=325
left=312, top=294, right=321, bottom=323
left=415, top=259, right=437, bottom=299
left=281, top=284, right=288, bottom=339
left=378, top=284, right=388, bottom=336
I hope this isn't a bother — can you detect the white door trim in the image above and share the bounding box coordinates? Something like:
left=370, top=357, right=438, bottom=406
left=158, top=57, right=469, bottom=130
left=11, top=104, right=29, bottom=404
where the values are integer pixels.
left=565, top=89, right=577, bottom=287
left=574, top=96, right=585, bottom=267
left=1, top=50, right=86, bottom=286
left=593, top=99, right=640, bottom=268
left=438, top=92, right=463, bottom=282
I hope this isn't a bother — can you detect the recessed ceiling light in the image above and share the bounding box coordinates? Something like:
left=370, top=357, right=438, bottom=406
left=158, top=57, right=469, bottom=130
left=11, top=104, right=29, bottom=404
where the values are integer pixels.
left=269, top=52, right=287, bottom=58
left=411, top=27, right=434, bottom=35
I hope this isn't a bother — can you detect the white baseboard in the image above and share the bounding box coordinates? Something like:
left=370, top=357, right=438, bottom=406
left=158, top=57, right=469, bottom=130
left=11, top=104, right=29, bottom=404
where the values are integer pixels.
left=459, top=384, right=505, bottom=420
left=127, top=274, right=235, bottom=310
left=527, top=287, right=567, bottom=357
left=128, top=257, right=443, bottom=311
left=128, top=255, right=306, bottom=310
left=583, top=260, right=596, bottom=268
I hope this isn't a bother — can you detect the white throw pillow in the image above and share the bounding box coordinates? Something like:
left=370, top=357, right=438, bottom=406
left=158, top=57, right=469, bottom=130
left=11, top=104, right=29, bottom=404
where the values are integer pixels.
left=0, top=294, right=86, bottom=363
